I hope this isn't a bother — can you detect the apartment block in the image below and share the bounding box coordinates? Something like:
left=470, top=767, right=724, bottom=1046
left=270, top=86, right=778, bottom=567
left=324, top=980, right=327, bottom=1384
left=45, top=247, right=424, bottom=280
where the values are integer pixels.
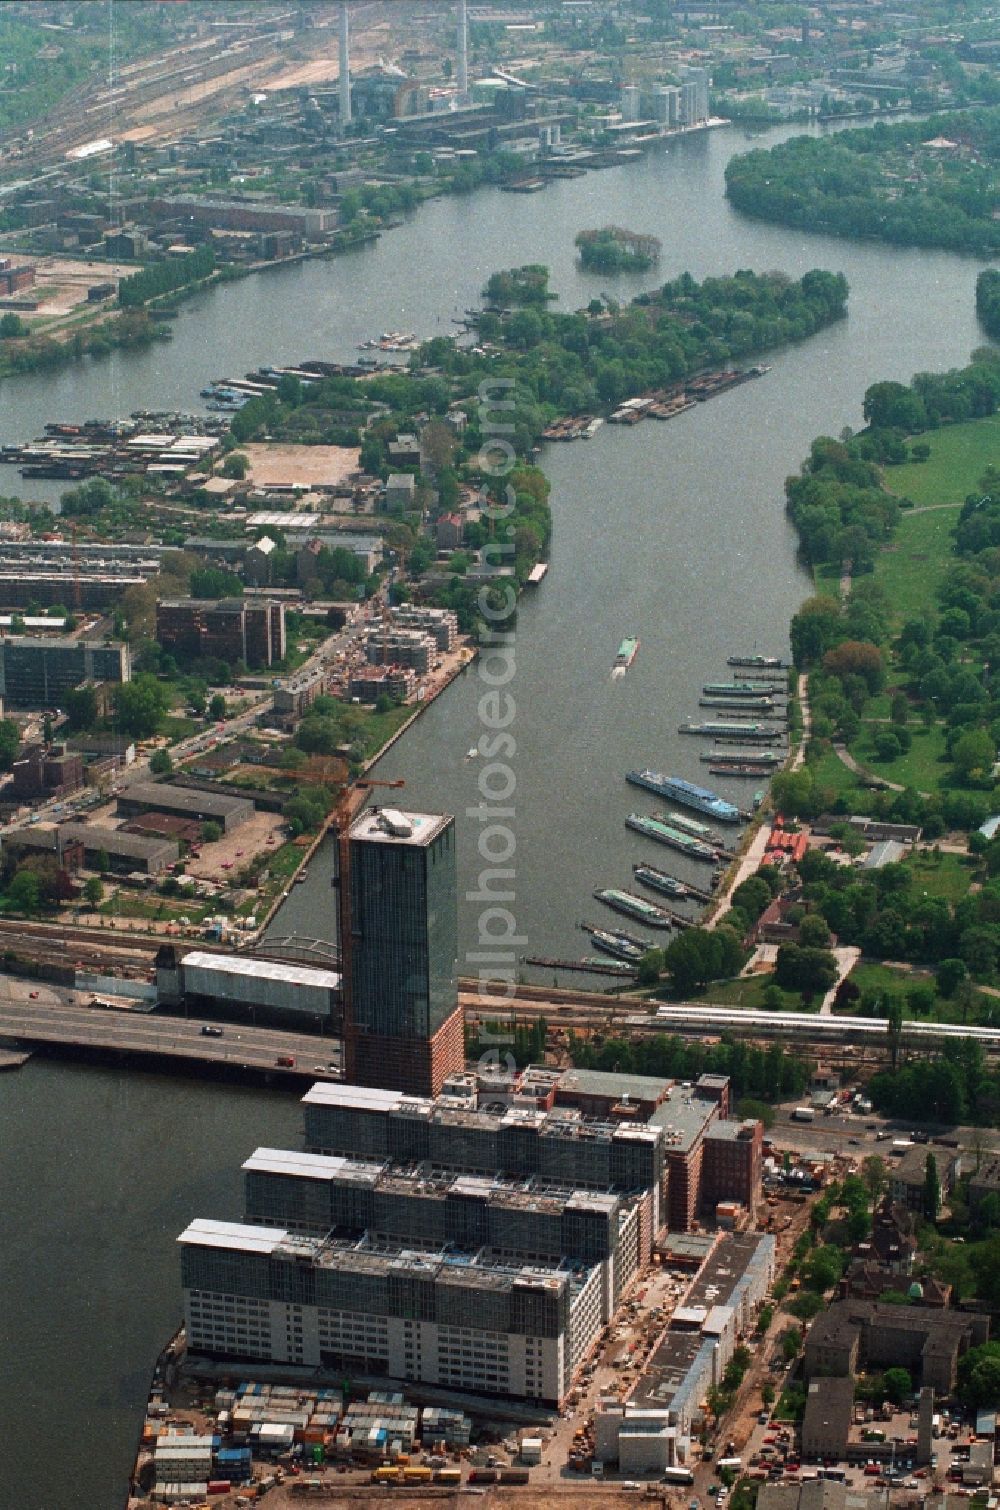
left=364, top=628, right=436, bottom=675
left=156, top=598, right=286, bottom=669
left=805, top=1301, right=989, bottom=1393
left=391, top=606, right=458, bottom=652
left=0, top=636, right=130, bottom=710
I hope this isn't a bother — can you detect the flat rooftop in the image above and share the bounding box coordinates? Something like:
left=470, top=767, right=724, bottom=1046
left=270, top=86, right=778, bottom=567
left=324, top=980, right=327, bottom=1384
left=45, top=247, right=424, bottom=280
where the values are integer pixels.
left=556, top=1067, right=671, bottom=1102
left=350, top=807, right=452, bottom=847
left=182, top=951, right=340, bottom=993
left=181, top=1221, right=586, bottom=1297
left=648, top=1084, right=720, bottom=1153
left=245, top=1147, right=620, bottom=1218
left=120, top=783, right=251, bottom=817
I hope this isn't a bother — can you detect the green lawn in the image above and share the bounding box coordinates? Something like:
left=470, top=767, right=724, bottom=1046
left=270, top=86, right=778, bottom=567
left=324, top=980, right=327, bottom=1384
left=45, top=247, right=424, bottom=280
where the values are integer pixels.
left=848, top=720, right=950, bottom=794
left=873, top=506, right=961, bottom=625
left=700, top=975, right=813, bottom=1012
left=813, top=561, right=841, bottom=594
left=904, top=848, right=976, bottom=904
left=847, top=959, right=999, bottom=1026
left=887, top=413, right=1000, bottom=508
left=805, top=744, right=868, bottom=802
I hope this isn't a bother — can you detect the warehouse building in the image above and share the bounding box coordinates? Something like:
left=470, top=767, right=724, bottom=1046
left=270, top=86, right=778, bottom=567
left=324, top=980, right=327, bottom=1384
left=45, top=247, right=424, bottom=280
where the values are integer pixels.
left=2, top=821, right=178, bottom=875
left=179, top=1218, right=601, bottom=1406
left=118, top=783, right=253, bottom=834
left=0, top=635, right=130, bottom=709
left=605, top=1231, right=775, bottom=1452
left=158, top=951, right=340, bottom=1026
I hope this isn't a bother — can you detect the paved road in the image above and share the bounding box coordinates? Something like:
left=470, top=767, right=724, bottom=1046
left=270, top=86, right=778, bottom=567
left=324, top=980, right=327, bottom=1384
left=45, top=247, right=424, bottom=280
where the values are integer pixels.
left=0, top=982, right=340, bottom=1076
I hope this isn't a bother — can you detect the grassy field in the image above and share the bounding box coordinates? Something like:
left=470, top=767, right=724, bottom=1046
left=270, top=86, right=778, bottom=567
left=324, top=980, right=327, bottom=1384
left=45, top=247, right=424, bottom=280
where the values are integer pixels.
left=700, top=974, right=812, bottom=1011
left=847, top=959, right=998, bottom=1025
left=848, top=720, right=950, bottom=794
left=806, top=744, right=867, bottom=802
left=873, top=506, right=961, bottom=625
left=888, top=414, right=1000, bottom=507
left=904, top=848, right=977, bottom=904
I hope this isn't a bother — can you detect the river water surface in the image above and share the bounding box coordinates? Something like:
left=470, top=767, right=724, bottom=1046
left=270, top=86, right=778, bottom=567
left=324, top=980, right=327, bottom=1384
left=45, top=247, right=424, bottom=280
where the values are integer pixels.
left=0, top=119, right=988, bottom=1508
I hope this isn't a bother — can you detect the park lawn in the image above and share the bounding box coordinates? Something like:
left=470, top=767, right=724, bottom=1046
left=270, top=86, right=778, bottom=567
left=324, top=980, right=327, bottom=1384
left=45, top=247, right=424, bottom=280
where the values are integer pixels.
left=888, top=413, right=1000, bottom=508
left=162, top=714, right=199, bottom=744
left=813, top=561, right=841, bottom=594
left=873, top=506, right=961, bottom=625
left=848, top=720, right=950, bottom=794
left=847, top=959, right=997, bottom=1026
left=700, top=974, right=813, bottom=1012
left=357, top=702, right=415, bottom=759
left=903, top=849, right=976, bottom=905
left=805, top=743, right=867, bottom=802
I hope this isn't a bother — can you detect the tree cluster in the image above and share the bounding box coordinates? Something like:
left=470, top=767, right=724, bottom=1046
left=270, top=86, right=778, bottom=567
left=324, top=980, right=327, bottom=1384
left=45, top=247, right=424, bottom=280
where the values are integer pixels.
left=569, top=1030, right=811, bottom=1103
left=726, top=110, right=1000, bottom=256
left=118, top=245, right=215, bottom=308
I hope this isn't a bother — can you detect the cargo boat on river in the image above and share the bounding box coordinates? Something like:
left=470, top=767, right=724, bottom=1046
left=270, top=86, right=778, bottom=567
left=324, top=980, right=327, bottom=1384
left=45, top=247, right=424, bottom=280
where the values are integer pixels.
left=595, top=887, right=673, bottom=928
left=625, top=769, right=740, bottom=823
left=626, top=812, right=719, bottom=861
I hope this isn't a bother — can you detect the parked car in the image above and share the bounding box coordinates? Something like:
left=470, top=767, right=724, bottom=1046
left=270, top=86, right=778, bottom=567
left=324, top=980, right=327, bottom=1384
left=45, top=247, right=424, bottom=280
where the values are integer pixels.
left=200, top=1024, right=223, bottom=1037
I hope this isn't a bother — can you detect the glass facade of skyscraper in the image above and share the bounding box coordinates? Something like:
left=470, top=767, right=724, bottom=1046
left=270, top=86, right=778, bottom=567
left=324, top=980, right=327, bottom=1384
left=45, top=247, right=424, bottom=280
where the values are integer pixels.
left=348, top=809, right=458, bottom=1040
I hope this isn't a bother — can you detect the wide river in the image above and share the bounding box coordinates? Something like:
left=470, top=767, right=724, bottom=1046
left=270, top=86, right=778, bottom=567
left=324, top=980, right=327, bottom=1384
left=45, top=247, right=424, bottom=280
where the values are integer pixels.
left=0, top=119, right=988, bottom=1507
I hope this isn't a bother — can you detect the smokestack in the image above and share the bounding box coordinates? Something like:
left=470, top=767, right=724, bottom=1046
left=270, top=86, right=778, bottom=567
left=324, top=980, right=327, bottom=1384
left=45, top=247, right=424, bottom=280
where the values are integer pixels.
left=339, top=2, right=352, bottom=127
left=457, top=0, right=469, bottom=102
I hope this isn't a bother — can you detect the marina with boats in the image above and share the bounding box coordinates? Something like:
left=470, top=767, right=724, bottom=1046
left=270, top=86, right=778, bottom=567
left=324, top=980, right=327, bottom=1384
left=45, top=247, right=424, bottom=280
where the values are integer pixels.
left=559, top=653, right=788, bottom=975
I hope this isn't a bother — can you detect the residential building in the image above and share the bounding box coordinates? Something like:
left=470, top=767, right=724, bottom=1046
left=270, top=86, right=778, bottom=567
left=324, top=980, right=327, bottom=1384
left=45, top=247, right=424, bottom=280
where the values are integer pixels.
left=156, top=599, right=286, bottom=669
left=968, top=1154, right=1000, bottom=1213
left=391, top=605, right=458, bottom=652
left=348, top=665, right=416, bottom=704
left=8, top=742, right=84, bottom=801
left=801, top=1375, right=854, bottom=1461
left=0, top=636, right=130, bottom=710
left=344, top=808, right=464, bottom=1097
left=365, top=628, right=435, bottom=675
left=804, top=1301, right=989, bottom=1394
left=384, top=473, right=417, bottom=508
left=890, top=1145, right=959, bottom=1215
left=436, top=512, right=464, bottom=551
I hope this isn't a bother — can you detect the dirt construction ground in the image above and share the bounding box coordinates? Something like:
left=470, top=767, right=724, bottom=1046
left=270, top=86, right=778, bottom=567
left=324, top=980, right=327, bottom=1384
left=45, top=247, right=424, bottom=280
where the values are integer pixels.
left=240, top=443, right=361, bottom=492
left=27, top=256, right=137, bottom=317
left=184, top=810, right=286, bottom=884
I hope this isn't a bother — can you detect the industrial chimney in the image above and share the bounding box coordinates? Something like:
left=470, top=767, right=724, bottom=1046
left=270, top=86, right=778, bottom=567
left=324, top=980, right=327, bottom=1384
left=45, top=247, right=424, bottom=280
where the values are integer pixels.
left=457, top=0, right=469, bottom=102
left=339, top=2, right=352, bottom=126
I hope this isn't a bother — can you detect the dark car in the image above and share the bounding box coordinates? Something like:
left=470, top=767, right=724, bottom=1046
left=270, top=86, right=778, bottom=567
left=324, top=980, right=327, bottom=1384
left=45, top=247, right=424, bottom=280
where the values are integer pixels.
left=200, top=1024, right=224, bottom=1037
